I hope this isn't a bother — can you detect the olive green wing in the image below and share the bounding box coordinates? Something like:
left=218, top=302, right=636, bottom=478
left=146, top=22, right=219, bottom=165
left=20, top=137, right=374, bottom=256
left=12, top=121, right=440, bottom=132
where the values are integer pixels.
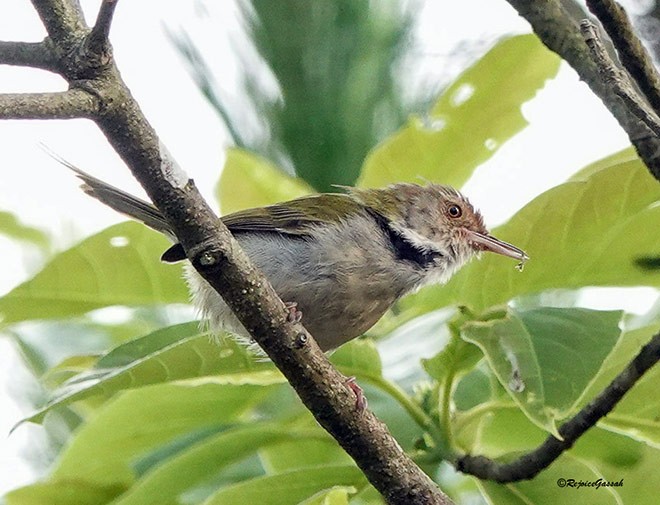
left=161, top=193, right=362, bottom=262
left=221, top=193, right=363, bottom=236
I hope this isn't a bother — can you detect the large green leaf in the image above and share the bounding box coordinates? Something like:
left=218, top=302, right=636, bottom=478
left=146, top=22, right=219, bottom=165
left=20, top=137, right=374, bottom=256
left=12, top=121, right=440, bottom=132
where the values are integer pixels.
left=462, top=307, right=623, bottom=435
left=48, top=381, right=279, bottom=487
left=580, top=325, right=660, bottom=444
left=218, top=148, right=313, bottom=214
left=402, top=157, right=660, bottom=314
left=357, top=34, right=560, bottom=188
left=111, top=424, right=318, bottom=505
left=0, top=222, right=187, bottom=326
left=202, top=465, right=365, bottom=505
left=4, top=481, right=123, bottom=505
left=21, top=323, right=277, bottom=425
left=297, top=487, right=355, bottom=505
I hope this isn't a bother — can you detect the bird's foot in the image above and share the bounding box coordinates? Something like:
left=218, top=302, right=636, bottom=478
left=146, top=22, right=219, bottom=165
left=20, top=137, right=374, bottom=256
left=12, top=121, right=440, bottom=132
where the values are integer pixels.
left=284, top=302, right=303, bottom=323
left=345, top=376, right=367, bottom=412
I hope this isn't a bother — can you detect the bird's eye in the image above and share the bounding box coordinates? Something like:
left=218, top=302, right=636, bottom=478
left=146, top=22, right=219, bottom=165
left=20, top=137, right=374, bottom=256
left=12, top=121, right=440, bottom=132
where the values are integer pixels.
left=447, top=204, right=462, bottom=218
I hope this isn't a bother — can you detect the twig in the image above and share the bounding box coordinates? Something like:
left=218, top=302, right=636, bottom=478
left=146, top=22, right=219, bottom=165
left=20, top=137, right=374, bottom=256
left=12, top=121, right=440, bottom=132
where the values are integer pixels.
left=0, top=41, right=58, bottom=72
left=455, top=331, right=660, bottom=482
left=0, top=90, right=98, bottom=119
left=587, top=0, right=660, bottom=116
left=581, top=20, right=660, bottom=138
left=504, top=0, right=660, bottom=182
left=86, top=0, right=118, bottom=61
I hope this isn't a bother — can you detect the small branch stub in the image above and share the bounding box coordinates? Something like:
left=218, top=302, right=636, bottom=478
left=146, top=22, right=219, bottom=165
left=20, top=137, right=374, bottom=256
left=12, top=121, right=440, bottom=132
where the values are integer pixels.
left=198, top=251, right=219, bottom=267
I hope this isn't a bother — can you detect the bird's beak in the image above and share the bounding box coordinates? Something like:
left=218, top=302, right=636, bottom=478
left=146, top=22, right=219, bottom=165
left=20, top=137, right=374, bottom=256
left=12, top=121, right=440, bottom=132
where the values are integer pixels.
left=465, top=230, right=529, bottom=262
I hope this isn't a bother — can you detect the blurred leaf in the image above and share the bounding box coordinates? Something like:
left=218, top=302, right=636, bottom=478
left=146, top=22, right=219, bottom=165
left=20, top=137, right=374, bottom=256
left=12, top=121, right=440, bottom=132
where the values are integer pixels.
left=572, top=427, right=644, bottom=468
left=0, top=210, right=50, bottom=250
left=456, top=404, right=546, bottom=457
left=218, top=148, right=313, bottom=214
left=21, top=323, right=277, bottom=425
left=4, top=481, right=123, bottom=505
left=477, top=453, right=623, bottom=504
left=241, top=0, right=416, bottom=191
left=260, top=431, right=352, bottom=475
left=358, top=34, right=560, bottom=188
left=297, top=486, right=355, bottom=505
left=403, top=158, right=660, bottom=315
left=203, top=465, right=365, bottom=505
left=593, top=442, right=660, bottom=505
left=48, top=382, right=278, bottom=487
left=110, top=423, right=316, bottom=505
left=0, top=222, right=187, bottom=326
left=462, top=308, right=623, bottom=435
left=568, top=146, right=637, bottom=182
left=331, top=338, right=383, bottom=379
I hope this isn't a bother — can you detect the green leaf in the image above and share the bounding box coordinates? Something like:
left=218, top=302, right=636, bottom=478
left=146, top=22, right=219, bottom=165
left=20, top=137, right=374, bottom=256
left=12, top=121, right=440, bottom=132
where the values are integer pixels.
left=357, top=34, right=560, bottom=188
left=21, top=323, right=277, bottom=425
left=110, top=424, right=315, bottom=505
left=403, top=158, right=660, bottom=314
left=0, top=210, right=50, bottom=249
left=592, top=442, right=660, bottom=505
left=48, top=382, right=278, bottom=487
left=202, top=465, right=365, bottom=505
left=218, top=148, right=313, bottom=214
left=478, top=453, right=623, bottom=505
left=297, top=486, right=355, bottom=505
left=330, top=338, right=383, bottom=379
left=462, top=307, right=623, bottom=435
left=4, top=481, right=123, bottom=505
left=259, top=417, right=351, bottom=474
left=0, top=222, right=187, bottom=326
left=422, top=333, right=482, bottom=384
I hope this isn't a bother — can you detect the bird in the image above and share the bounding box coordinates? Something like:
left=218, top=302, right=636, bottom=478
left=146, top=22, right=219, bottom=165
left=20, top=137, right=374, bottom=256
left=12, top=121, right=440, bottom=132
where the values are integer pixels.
left=61, top=159, right=528, bottom=352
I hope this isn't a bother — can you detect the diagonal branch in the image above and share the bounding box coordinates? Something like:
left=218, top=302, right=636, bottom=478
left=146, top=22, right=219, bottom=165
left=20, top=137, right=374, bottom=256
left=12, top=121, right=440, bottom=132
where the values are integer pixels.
left=455, top=331, right=660, bottom=482
left=0, top=90, right=98, bottom=119
left=586, top=0, right=660, bottom=116
left=505, top=0, right=660, bottom=183
left=30, top=0, right=86, bottom=44
left=0, top=40, right=59, bottom=72
left=581, top=20, right=660, bottom=138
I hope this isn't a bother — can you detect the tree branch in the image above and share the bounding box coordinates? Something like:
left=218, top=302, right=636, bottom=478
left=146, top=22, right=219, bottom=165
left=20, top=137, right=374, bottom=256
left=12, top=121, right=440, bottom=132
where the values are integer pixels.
left=455, top=331, right=660, bottom=482
left=505, top=0, right=660, bottom=182
left=0, top=90, right=98, bottom=119
left=586, top=0, right=660, bottom=116
left=1, top=1, right=454, bottom=503
left=31, top=0, right=86, bottom=45
left=581, top=20, right=660, bottom=138
left=86, top=0, right=117, bottom=62
left=0, top=40, right=58, bottom=72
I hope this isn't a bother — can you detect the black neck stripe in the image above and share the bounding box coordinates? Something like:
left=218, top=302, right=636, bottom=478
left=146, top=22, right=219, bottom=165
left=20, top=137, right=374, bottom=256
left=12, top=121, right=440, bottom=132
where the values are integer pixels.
left=368, top=210, right=441, bottom=268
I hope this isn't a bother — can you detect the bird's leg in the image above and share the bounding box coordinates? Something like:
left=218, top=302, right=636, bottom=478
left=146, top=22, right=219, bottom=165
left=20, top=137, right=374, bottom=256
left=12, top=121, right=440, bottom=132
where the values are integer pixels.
left=345, top=376, right=367, bottom=412
left=284, top=302, right=303, bottom=323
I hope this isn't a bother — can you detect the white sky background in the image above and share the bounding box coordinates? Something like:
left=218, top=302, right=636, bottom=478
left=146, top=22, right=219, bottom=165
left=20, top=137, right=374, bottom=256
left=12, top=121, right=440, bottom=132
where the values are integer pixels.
left=0, top=0, right=655, bottom=496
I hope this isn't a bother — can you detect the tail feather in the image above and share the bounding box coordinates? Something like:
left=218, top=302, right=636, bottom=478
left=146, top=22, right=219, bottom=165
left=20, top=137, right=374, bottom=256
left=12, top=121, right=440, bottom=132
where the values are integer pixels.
left=52, top=153, right=174, bottom=237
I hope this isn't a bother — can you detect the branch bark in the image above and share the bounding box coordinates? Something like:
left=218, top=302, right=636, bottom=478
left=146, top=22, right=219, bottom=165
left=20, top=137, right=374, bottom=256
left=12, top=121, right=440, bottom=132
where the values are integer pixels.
left=456, top=331, right=660, bottom=482
left=505, top=0, right=660, bottom=182
left=581, top=20, right=660, bottom=138
left=0, top=1, right=453, bottom=503
left=0, top=40, right=58, bottom=72
left=0, top=90, right=98, bottom=119
left=586, top=0, right=660, bottom=115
